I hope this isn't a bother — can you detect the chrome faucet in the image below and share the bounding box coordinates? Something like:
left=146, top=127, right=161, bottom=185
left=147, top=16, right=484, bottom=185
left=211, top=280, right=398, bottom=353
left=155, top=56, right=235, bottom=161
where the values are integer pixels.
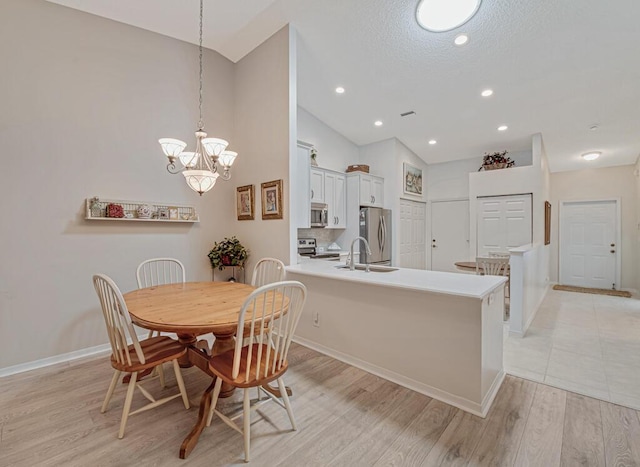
left=350, top=236, right=373, bottom=271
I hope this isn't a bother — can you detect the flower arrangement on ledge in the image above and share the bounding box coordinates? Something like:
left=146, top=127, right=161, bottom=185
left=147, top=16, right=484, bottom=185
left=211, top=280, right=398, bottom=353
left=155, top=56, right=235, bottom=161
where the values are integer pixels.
left=208, top=236, right=249, bottom=270
left=479, top=150, right=515, bottom=171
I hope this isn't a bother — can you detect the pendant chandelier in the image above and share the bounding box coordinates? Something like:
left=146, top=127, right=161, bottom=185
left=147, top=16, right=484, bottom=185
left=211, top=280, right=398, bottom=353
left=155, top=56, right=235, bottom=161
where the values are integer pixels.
left=159, top=0, right=237, bottom=195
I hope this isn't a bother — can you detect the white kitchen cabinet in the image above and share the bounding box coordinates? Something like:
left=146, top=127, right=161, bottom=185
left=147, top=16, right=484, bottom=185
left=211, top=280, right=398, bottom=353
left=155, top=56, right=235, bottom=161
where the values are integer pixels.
left=324, top=171, right=346, bottom=228
left=310, top=169, right=325, bottom=203
left=354, top=173, right=384, bottom=208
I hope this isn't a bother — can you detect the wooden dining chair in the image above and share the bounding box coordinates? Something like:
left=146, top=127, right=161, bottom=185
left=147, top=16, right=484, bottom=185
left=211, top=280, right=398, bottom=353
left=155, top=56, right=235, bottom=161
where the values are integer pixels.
left=93, top=274, right=190, bottom=439
left=250, top=257, right=286, bottom=287
left=476, top=256, right=509, bottom=277
left=206, top=281, right=307, bottom=463
left=136, top=258, right=186, bottom=339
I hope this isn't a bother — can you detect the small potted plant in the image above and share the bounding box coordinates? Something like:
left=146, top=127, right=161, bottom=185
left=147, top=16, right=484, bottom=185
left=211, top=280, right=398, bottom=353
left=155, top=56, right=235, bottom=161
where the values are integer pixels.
left=208, top=236, right=249, bottom=271
left=479, top=150, right=515, bottom=171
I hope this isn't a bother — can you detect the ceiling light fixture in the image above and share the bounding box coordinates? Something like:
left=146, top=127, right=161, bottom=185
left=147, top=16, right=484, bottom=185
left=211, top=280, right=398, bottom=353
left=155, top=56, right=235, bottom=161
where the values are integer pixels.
left=497, top=125, right=508, bottom=131
left=481, top=89, right=493, bottom=97
left=582, top=152, right=601, bottom=161
left=429, top=140, right=437, bottom=145
left=335, top=86, right=345, bottom=94
left=454, top=34, right=469, bottom=45
left=374, top=121, right=383, bottom=127
left=416, top=0, right=482, bottom=32
left=159, top=0, right=237, bottom=195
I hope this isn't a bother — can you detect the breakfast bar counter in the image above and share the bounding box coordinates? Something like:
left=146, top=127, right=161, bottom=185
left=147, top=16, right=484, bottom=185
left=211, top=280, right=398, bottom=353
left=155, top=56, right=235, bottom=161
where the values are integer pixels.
left=286, top=261, right=506, bottom=417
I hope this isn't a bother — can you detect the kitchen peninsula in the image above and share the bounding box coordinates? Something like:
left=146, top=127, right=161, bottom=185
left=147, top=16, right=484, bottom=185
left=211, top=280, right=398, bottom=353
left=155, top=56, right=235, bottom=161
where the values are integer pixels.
left=286, top=261, right=507, bottom=416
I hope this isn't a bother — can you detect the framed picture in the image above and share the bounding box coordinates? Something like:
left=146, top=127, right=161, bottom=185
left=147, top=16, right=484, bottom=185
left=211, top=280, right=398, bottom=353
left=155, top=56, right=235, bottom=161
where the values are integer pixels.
left=544, top=201, right=551, bottom=245
left=236, top=184, right=255, bottom=220
left=157, top=207, right=169, bottom=219
left=261, top=179, right=283, bottom=220
left=403, top=163, right=423, bottom=196
left=168, top=207, right=179, bottom=220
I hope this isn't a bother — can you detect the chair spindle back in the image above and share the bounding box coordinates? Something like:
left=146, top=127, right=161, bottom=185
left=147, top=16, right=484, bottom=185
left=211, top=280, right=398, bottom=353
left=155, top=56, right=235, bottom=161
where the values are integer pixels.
left=251, top=258, right=286, bottom=288
left=136, top=258, right=186, bottom=288
left=476, top=256, right=509, bottom=276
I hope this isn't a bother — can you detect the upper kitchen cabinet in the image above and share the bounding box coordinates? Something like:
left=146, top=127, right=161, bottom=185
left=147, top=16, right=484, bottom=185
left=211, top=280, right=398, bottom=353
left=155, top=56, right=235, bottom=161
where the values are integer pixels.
left=324, top=171, right=346, bottom=228
left=349, top=173, right=384, bottom=208
left=310, top=168, right=325, bottom=203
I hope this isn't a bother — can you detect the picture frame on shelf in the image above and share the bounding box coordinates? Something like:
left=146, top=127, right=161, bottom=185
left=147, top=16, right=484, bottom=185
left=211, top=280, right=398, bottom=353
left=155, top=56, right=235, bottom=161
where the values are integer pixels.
left=168, top=207, right=179, bottom=220
left=236, top=184, right=255, bottom=221
left=261, top=179, right=283, bottom=220
left=403, top=162, right=423, bottom=196
left=157, top=207, right=169, bottom=220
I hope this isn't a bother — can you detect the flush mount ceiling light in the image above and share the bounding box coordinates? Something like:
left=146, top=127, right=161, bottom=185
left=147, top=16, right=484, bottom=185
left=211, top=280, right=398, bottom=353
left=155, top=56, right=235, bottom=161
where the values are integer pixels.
left=582, top=152, right=601, bottom=161
left=374, top=120, right=383, bottom=127
left=416, top=0, right=482, bottom=32
left=158, top=0, right=237, bottom=195
left=497, top=125, right=508, bottom=131
left=335, top=86, right=345, bottom=94
left=454, top=34, right=469, bottom=45
left=429, top=140, right=437, bottom=145
left=481, top=89, right=493, bottom=97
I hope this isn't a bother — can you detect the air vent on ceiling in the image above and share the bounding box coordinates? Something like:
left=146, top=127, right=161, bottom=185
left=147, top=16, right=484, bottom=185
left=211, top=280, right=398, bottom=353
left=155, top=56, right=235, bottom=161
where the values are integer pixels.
left=400, top=111, right=416, bottom=117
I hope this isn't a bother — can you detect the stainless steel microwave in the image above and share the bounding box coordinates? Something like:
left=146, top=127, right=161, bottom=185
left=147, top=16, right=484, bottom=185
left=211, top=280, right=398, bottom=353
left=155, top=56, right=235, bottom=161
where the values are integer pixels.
left=310, top=203, right=328, bottom=227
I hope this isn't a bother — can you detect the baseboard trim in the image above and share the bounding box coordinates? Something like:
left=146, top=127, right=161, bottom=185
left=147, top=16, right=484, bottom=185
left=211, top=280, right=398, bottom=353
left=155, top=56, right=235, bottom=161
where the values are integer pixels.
left=292, top=335, right=503, bottom=418
left=0, top=333, right=148, bottom=378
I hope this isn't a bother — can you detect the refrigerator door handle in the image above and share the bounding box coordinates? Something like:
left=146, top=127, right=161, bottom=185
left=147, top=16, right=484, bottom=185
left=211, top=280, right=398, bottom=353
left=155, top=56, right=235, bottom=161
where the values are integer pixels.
left=378, top=217, right=383, bottom=252
left=381, top=216, right=386, bottom=254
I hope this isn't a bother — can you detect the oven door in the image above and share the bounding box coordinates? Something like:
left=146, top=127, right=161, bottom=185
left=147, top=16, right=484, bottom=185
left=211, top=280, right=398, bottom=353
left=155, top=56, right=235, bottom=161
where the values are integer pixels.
left=310, top=203, right=328, bottom=227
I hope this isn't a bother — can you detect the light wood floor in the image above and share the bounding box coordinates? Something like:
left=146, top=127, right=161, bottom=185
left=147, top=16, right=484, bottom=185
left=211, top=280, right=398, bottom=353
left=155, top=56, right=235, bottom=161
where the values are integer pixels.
left=1, top=343, right=640, bottom=466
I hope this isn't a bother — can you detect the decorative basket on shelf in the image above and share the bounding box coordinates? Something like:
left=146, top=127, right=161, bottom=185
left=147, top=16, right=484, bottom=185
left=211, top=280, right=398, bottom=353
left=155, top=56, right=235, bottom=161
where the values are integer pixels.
left=346, top=164, right=370, bottom=173
left=479, top=151, right=514, bottom=171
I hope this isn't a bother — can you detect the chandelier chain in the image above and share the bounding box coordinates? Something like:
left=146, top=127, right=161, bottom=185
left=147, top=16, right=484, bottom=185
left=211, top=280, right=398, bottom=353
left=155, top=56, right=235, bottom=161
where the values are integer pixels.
left=198, top=0, right=204, bottom=130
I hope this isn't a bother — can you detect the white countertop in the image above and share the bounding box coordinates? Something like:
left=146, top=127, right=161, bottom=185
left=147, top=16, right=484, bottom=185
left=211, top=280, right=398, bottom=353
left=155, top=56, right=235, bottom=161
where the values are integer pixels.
left=286, top=260, right=507, bottom=299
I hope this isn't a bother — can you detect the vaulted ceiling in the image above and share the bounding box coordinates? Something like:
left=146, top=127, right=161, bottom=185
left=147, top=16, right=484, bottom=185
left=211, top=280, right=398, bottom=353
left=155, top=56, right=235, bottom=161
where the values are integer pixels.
left=48, top=0, right=640, bottom=172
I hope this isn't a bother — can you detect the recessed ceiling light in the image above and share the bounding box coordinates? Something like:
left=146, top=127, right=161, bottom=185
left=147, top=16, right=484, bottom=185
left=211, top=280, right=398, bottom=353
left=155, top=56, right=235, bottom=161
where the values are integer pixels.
left=582, top=152, right=601, bottom=161
left=497, top=125, right=508, bottom=131
left=454, top=34, right=469, bottom=46
left=335, top=86, right=345, bottom=94
left=429, top=140, right=437, bottom=145
left=481, top=89, right=493, bottom=97
left=374, top=121, right=383, bottom=127
left=416, top=0, right=482, bottom=32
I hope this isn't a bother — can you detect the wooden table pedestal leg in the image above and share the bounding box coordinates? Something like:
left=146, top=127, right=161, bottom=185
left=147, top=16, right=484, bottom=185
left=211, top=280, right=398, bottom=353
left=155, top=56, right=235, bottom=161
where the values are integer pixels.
left=180, top=378, right=215, bottom=459
left=177, top=334, right=198, bottom=368
left=211, top=331, right=236, bottom=398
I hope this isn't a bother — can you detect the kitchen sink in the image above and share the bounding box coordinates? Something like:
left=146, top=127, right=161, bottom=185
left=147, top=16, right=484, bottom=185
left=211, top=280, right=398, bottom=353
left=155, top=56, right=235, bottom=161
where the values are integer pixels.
left=335, top=264, right=399, bottom=272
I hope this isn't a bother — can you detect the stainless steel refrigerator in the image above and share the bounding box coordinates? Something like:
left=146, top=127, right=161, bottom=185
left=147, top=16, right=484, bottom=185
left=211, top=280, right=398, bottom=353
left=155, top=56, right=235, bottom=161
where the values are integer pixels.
left=359, top=207, right=392, bottom=265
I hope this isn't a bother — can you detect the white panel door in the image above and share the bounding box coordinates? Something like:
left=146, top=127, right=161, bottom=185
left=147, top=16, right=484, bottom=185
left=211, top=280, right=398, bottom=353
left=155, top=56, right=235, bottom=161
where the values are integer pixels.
left=399, top=199, right=426, bottom=269
left=431, top=199, right=469, bottom=273
left=560, top=200, right=617, bottom=289
left=477, top=194, right=532, bottom=256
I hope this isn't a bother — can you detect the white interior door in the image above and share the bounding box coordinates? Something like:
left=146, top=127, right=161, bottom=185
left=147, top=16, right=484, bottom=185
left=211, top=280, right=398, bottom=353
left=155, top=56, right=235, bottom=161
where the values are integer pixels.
left=431, top=199, right=469, bottom=273
left=560, top=200, right=618, bottom=289
left=399, top=199, right=426, bottom=269
left=477, top=194, right=532, bottom=256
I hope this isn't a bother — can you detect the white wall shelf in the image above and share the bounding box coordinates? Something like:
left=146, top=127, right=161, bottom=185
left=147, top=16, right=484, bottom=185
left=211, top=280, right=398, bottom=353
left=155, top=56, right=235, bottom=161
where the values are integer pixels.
left=84, top=197, right=199, bottom=223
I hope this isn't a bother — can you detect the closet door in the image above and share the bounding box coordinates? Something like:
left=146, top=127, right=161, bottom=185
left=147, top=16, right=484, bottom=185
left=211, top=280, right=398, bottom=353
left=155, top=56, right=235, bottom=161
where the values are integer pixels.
left=477, top=194, right=532, bottom=256
left=431, top=199, right=469, bottom=273
left=399, top=199, right=426, bottom=269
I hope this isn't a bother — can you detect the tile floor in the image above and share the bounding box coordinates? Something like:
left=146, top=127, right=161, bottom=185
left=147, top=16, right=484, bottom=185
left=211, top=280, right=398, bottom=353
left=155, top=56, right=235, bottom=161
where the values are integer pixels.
left=503, top=288, right=640, bottom=411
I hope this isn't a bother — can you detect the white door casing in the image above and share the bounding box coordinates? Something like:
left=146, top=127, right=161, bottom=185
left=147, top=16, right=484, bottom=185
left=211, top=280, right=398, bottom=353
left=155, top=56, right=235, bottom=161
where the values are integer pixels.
left=431, top=199, right=470, bottom=273
left=399, top=199, right=426, bottom=269
left=477, top=194, right=532, bottom=256
left=559, top=199, right=619, bottom=289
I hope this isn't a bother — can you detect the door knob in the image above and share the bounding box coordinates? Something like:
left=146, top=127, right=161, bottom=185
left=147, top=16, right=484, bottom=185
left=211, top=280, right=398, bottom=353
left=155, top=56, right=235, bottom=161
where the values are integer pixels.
left=610, top=243, right=615, bottom=247
left=432, top=244, right=437, bottom=248
left=610, top=250, right=616, bottom=253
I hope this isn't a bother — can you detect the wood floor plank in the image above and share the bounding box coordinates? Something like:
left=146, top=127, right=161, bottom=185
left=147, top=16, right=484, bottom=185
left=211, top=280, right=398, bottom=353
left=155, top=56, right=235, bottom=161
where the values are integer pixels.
left=515, top=383, right=566, bottom=466
left=468, top=376, right=537, bottom=466
left=601, top=400, right=640, bottom=467
left=422, top=409, right=488, bottom=466
left=372, top=398, right=457, bottom=466
left=560, top=392, right=605, bottom=467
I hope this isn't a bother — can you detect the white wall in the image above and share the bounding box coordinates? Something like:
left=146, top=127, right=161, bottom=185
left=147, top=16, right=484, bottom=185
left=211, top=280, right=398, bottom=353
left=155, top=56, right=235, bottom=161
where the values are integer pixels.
left=0, top=0, right=236, bottom=370
left=232, top=26, right=294, bottom=275
left=550, top=164, right=637, bottom=289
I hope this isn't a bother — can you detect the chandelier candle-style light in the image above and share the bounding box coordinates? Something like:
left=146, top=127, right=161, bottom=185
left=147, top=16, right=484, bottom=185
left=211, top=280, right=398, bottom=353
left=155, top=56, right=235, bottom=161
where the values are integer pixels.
left=159, top=0, right=237, bottom=195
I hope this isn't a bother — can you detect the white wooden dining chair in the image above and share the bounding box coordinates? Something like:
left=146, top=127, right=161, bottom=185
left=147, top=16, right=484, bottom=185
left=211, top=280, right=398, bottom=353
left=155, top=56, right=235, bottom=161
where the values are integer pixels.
left=136, top=258, right=186, bottom=338
left=476, top=256, right=509, bottom=276
left=206, top=281, right=307, bottom=463
left=92, top=274, right=190, bottom=439
left=250, top=257, right=286, bottom=287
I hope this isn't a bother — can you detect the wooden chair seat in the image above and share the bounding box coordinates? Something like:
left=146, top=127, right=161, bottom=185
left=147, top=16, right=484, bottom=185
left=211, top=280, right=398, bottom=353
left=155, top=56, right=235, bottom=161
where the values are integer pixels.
left=209, top=344, right=288, bottom=388
left=110, top=336, right=187, bottom=372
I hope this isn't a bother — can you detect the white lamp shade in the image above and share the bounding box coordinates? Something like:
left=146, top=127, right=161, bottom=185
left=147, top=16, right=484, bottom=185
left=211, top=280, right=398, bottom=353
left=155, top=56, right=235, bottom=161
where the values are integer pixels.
left=183, top=169, right=219, bottom=195
left=178, top=151, right=198, bottom=168
left=218, top=150, right=237, bottom=168
left=159, top=138, right=187, bottom=158
left=202, top=138, right=229, bottom=157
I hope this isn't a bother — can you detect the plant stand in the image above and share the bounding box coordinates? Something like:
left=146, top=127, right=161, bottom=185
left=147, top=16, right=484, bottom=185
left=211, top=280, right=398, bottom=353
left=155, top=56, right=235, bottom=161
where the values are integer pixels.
left=211, top=266, right=245, bottom=283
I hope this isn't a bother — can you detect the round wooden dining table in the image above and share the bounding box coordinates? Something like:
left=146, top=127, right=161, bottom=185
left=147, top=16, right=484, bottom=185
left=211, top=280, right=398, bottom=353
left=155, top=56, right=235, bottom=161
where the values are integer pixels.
left=123, top=281, right=290, bottom=459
